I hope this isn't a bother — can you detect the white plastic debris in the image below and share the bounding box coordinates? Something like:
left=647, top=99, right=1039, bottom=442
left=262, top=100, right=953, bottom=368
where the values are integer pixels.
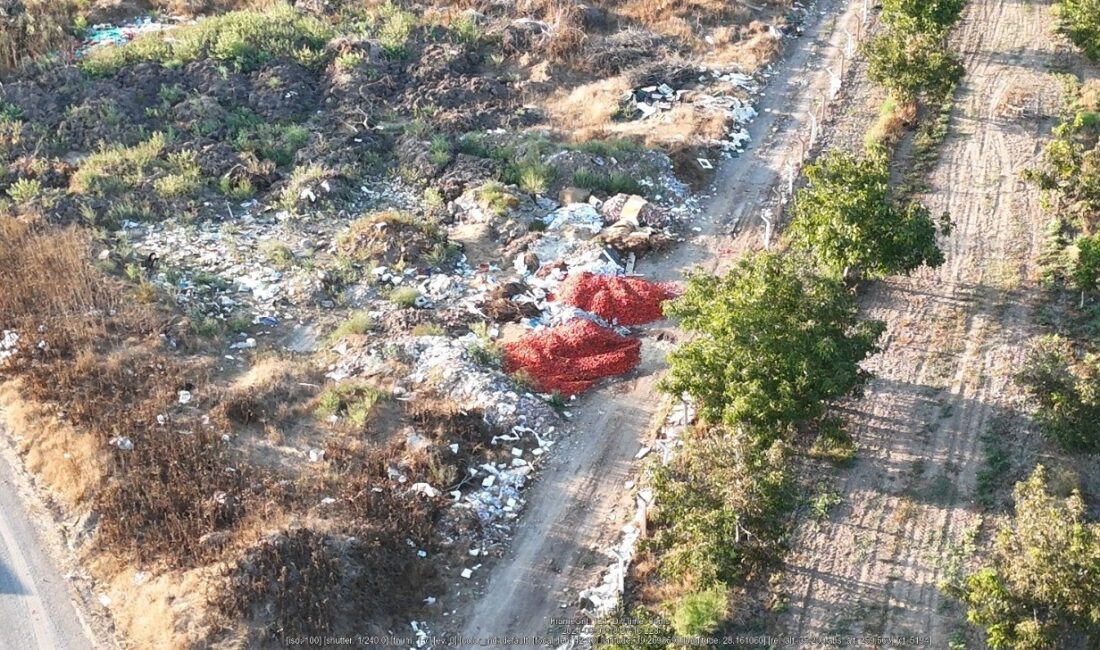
left=410, top=482, right=442, bottom=498
left=110, top=436, right=134, bottom=451
left=178, top=390, right=192, bottom=405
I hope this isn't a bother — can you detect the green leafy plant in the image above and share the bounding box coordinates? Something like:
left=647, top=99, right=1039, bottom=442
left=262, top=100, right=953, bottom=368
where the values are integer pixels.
left=864, top=29, right=964, bottom=101
left=952, top=465, right=1100, bottom=649
left=81, top=6, right=335, bottom=76
left=671, top=585, right=728, bottom=637
left=1015, top=335, right=1100, bottom=452
left=1058, top=0, right=1100, bottom=60
left=475, top=181, right=520, bottom=216
left=881, top=0, right=967, bottom=36
left=388, top=286, right=421, bottom=308
left=6, top=177, right=41, bottom=203
left=1069, top=234, right=1100, bottom=305
left=788, top=150, right=947, bottom=279
left=661, top=251, right=884, bottom=433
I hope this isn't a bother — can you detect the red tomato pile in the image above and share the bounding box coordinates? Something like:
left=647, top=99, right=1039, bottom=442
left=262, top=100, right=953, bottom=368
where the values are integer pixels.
left=503, top=318, right=642, bottom=395
left=559, top=272, right=677, bottom=326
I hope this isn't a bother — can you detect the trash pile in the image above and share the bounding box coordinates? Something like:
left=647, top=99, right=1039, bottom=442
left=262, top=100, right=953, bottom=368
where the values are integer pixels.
left=327, top=332, right=559, bottom=545
left=559, top=272, right=677, bottom=326
left=621, top=68, right=762, bottom=155
left=78, top=17, right=185, bottom=57
left=503, top=319, right=641, bottom=395
left=127, top=180, right=423, bottom=328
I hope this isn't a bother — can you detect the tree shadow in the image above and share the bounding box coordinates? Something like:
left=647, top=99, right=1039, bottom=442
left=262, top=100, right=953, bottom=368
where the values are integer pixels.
left=0, top=559, right=27, bottom=595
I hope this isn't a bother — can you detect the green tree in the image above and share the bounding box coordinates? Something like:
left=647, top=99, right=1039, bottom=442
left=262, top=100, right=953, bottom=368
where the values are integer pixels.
left=788, top=151, right=947, bottom=279
left=1069, top=234, right=1100, bottom=305
left=1016, top=335, right=1100, bottom=452
left=865, top=29, right=964, bottom=100
left=957, top=466, right=1100, bottom=649
left=881, top=0, right=967, bottom=36
left=1059, top=0, right=1100, bottom=60
left=660, top=252, right=884, bottom=431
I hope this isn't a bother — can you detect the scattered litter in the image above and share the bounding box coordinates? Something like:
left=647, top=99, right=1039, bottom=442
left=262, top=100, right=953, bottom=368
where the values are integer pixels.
left=461, top=568, right=473, bottom=579
left=0, top=330, right=18, bottom=365
left=410, top=482, right=442, bottom=498
left=697, top=158, right=713, bottom=170
left=177, top=390, right=192, bottom=405
left=110, top=436, right=134, bottom=452
left=78, top=17, right=185, bottom=57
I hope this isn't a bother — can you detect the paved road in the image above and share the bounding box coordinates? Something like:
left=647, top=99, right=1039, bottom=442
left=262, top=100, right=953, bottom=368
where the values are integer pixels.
left=0, top=443, right=94, bottom=649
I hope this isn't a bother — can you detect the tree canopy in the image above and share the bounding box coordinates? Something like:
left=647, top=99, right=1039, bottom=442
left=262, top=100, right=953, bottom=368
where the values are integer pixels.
left=1016, top=335, right=1100, bottom=452
left=959, top=466, right=1100, bottom=649
left=788, top=151, right=946, bottom=279
left=864, top=29, right=964, bottom=101
left=1059, top=0, right=1100, bottom=60
left=881, top=0, right=968, bottom=36
left=660, top=252, right=884, bottom=432
left=1069, top=234, right=1100, bottom=297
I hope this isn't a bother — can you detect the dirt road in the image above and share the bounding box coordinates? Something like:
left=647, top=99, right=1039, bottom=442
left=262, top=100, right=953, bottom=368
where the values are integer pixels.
left=0, top=437, right=95, bottom=649
left=452, top=0, right=870, bottom=642
left=771, top=0, right=1066, bottom=645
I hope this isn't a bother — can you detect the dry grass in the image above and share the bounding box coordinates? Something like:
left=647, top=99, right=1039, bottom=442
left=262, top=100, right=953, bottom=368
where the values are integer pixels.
left=216, top=357, right=321, bottom=427
left=544, top=75, right=729, bottom=146
left=0, top=217, right=256, bottom=568
left=864, top=97, right=918, bottom=151
left=0, top=0, right=76, bottom=72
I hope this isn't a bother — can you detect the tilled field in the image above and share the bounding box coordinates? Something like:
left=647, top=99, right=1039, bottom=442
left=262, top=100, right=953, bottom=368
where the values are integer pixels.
left=770, top=0, right=1078, bottom=645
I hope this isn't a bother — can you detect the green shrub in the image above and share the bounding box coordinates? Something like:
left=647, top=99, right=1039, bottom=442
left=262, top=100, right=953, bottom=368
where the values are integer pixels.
left=1059, top=0, right=1100, bottom=60
left=429, top=134, right=452, bottom=167
left=277, top=163, right=337, bottom=214
left=880, top=0, right=967, bottom=36
left=6, top=178, right=41, bottom=203
left=671, top=586, right=728, bottom=637
left=261, top=241, right=297, bottom=270
left=1015, top=335, right=1100, bottom=452
left=647, top=433, right=793, bottom=585
left=864, top=29, right=964, bottom=101
left=504, top=157, right=555, bottom=195
left=81, top=5, right=334, bottom=76
left=661, top=251, right=883, bottom=431
left=372, top=2, right=418, bottom=59
left=315, top=381, right=385, bottom=427
left=152, top=150, right=204, bottom=198
left=219, top=176, right=256, bottom=200
left=953, top=465, right=1100, bottom=649
left=389, top=286, right=421, bottom=308
left=571, top=168, right=645, bottom=197
left=234, top=123, right=310, bottom=167
left=70, top=133, right=168, bottom=197
left=328, top=311, right=374, bottom=343
left=788, top=150, right=946, bottom=279
left=450, top=14, right=483, bottom=48
left=475, top=181, right=519, bottom=216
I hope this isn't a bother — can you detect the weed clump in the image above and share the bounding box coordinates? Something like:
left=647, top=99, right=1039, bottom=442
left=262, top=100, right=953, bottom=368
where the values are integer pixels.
left=81, top=6, right=335, bottom=76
